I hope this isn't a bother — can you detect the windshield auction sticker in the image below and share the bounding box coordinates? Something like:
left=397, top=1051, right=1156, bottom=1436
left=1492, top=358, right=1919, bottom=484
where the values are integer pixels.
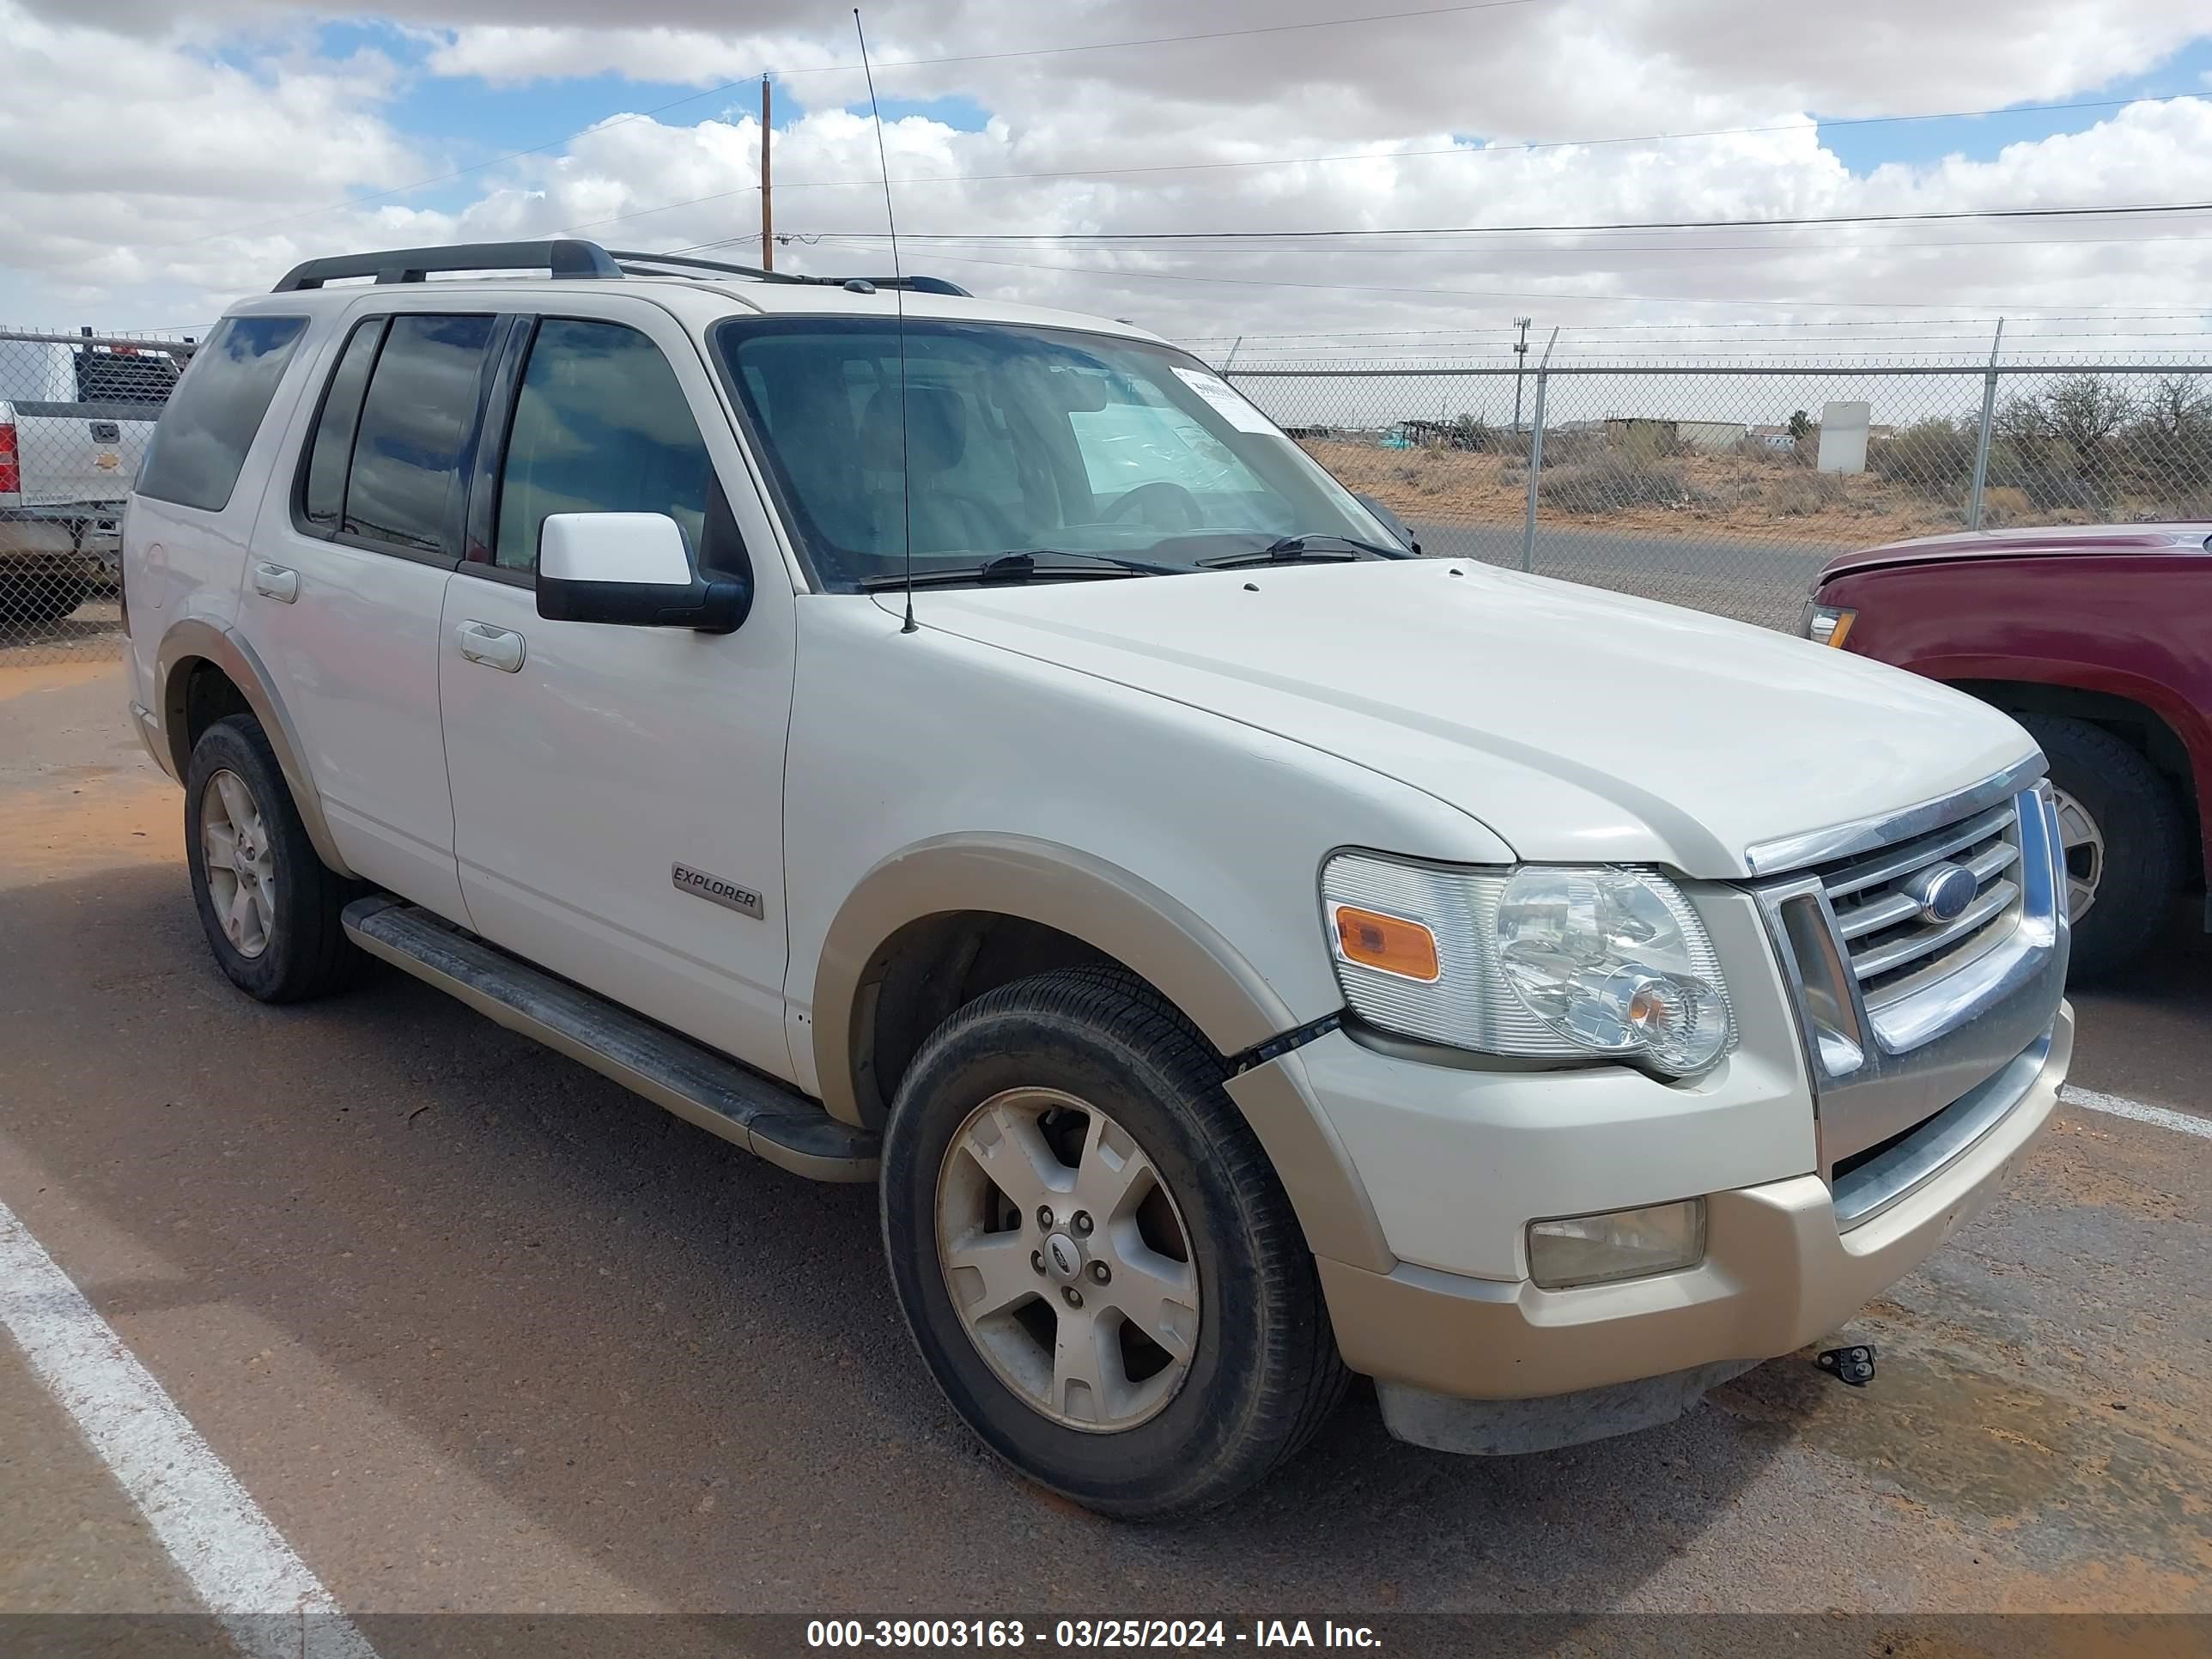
left=1170, top=365, right=1278, bottom=434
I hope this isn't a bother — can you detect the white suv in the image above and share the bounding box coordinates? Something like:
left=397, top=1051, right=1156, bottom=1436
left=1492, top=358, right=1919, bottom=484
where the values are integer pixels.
left=123, top=240, right=2073, bottom=1517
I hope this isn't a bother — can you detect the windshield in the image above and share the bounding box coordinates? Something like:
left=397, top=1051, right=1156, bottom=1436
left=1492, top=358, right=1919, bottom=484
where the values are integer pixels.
left=713, top=317, right=1397, bottom=591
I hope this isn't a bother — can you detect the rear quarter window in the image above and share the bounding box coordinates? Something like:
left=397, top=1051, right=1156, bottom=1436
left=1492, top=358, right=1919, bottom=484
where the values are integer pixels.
left=134, top=315, right=308, bottom=513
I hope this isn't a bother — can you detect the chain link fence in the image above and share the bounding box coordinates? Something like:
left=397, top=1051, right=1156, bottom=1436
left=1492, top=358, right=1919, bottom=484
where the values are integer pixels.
left=5, top=322, right=2209, bottom=671
left=1, top=328, right=195, bottom=671
left=1234, top=349, right=2212, bottom=631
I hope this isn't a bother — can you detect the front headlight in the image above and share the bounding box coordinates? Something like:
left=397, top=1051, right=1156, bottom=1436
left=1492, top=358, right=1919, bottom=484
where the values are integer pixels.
left=1322, top=854, right=1736, bottom=1077
left=1801, top=601, right=1856, bottom=648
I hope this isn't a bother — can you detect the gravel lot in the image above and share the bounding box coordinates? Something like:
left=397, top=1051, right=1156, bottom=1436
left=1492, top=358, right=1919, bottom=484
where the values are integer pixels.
left=3, top=656, right=2208, bottom=1644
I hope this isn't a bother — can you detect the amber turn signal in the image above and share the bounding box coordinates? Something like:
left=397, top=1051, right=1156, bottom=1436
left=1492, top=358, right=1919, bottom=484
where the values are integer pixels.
left=1330, top=903, right=1441, bottom=982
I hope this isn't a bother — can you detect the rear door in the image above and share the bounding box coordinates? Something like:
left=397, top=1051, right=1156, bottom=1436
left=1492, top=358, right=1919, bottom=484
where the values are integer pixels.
left=246, top=305, right=503, bottom=921
left=436, top=296, right=799, bottom=1079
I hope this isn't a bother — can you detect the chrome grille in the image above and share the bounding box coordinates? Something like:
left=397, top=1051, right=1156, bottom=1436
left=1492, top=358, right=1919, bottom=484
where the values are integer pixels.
left=1750, top=767, right=2067, bottom=1214
left=1813, top=799, right=2024, bottom=1008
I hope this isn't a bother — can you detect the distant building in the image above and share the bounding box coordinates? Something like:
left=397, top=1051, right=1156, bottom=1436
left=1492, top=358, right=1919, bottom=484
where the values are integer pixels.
left=1604, top=416, right=1676, bottom=449
left=1677, top=420, right=1750, bottom=453
left=1603, top=416, right=1748, bottom=453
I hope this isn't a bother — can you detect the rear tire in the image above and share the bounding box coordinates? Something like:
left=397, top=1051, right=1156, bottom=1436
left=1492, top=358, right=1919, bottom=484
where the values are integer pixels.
left=185, top=714, right=362, bottom=1002
left=880, top=966, right=1348, bottom=1521
left=0, top=572, right=88, bottom=633
left=2019, top=714, right=2184, bottom=979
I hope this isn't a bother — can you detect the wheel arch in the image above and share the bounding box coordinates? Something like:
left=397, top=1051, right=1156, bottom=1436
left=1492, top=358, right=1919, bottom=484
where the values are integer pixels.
left=155, top=617, right=354, bottom=878
left=811, top=834, right=1394, bottom=1274
left=1945, top=673, right=2204, bottom=893
left=812, top=836, right=1296, bottom=1128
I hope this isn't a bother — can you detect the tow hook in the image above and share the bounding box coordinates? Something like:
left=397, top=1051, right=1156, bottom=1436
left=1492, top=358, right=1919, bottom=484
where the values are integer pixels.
left=1816, top=1344, right=1877, bottom=1387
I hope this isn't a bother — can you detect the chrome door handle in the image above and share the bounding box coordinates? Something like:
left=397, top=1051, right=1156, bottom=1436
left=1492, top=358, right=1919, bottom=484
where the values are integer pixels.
left=252, top=562, right=298, bottom=603
left=455, top=620, right=526, bottom=672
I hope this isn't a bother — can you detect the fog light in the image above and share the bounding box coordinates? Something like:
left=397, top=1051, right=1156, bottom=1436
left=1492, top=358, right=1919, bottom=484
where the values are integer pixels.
left=1528, top=1200, right=1706, bottom=1290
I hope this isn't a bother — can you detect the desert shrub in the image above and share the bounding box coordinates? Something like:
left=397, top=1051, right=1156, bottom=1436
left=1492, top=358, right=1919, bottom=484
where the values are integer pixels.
left=1540, top=428, right=1605, bottom=465
left=1537, top=454, right=1688, bottom=513
left=1979, top=485, right=2033, bottom=526
left=1987, top=447, right=2109, bottom=514
left=1871, top=417, right=1976, bottom=496
left=1760, top=471, right=1847, bottom=517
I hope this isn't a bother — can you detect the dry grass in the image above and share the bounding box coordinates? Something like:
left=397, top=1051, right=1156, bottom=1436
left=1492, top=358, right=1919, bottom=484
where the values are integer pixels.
left=1304, top=437, right=1967, bottom=548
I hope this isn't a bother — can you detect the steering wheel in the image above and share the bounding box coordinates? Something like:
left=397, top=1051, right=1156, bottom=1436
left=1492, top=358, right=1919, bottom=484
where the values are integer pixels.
left=1102, top=480, right=1205, bottom=530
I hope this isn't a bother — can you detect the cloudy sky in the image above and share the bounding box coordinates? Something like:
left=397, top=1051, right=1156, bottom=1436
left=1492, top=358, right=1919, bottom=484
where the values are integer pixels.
left=4, top=0, right=2211, bottom=359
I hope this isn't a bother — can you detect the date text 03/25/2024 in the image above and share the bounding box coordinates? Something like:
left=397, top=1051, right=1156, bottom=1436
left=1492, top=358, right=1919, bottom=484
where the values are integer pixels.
left=805, top=1620, right=1382, bottom=1649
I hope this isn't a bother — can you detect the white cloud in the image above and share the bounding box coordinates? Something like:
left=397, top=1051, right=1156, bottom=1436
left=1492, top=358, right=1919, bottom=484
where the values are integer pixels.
left=0, top=0, right=2209, bottom=352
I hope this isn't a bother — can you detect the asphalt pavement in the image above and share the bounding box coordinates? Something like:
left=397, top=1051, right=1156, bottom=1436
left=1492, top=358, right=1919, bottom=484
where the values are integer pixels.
left=3, top=659, right=2208, bottom=1644
left=1408, top=521, right=1832, bottom=627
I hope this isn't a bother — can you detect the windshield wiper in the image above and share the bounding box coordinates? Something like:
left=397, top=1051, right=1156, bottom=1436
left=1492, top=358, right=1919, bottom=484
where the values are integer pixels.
left=858, top=550, right=1181, bottom=591
left=1198, top=532, right=1412, bottom=569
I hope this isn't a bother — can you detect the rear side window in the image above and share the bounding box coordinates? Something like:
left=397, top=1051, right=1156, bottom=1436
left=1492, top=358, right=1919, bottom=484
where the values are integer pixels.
left=341, top=314, right=496, bottom=556
left=134, top=315, right=307, bottom=512
left=299, top=319, right=386, bottom=532
left=494, top=319, right=716, bottom=570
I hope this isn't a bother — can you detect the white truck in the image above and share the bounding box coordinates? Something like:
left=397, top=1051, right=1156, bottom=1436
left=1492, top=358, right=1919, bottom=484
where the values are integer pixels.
left=122, top=241, right=2072, bottom=1518
left=1, top=329, right=180, bottom=633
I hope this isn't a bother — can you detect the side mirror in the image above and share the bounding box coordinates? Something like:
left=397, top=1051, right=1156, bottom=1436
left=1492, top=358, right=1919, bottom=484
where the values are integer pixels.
left=535, top=513, right=750, bottom=634
left=1354, top=493, right=1421, bottom=555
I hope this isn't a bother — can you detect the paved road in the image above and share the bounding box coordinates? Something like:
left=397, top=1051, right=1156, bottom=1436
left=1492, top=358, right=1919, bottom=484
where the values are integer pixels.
left=2, top=664, right=2208, bottom=1639
left=1407, top=521, right=1836, bottom=629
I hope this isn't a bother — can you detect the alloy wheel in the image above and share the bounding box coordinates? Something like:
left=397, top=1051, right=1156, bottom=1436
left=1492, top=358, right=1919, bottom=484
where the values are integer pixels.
left=2051, top=785, right=2106, bottom=923
left=201, top=769, right=276, bottom=958
left=934, top=1087, right=1200, bottom=1431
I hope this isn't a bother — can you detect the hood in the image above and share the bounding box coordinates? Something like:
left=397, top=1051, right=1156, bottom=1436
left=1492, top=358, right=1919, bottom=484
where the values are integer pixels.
left=912, top=559, right=2038, bottom=878
left=1818, top=521, right=2212, bottom=583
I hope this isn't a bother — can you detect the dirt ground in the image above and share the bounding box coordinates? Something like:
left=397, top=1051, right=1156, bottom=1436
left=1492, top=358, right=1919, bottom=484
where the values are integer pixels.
left=3, top=659, right=2209, bottom=1650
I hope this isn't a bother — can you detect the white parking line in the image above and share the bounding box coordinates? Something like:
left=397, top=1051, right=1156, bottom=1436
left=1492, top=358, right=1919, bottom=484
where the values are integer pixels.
left=2061, top=1084, right=2212, bottom=1142
left=0, top=1199, right=380, bottom=1659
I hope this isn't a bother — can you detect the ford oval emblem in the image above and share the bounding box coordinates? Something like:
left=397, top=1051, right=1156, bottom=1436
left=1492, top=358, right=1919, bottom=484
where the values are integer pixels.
left=1905, top=862, right=1979, bottom=925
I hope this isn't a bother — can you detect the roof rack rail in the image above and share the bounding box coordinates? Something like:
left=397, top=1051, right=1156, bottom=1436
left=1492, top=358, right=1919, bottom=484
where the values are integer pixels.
left=605, top=250, right=805, bottom=285
left=272, top=239, right=623, bottom=292
left=266, top=237, right=975, bottom=299
left=607, top=249, right=971, bottom=297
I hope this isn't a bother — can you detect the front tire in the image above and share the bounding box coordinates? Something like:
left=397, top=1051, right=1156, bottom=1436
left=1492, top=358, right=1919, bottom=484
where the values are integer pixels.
left=880, top=967, right=1347, bottom=1521
left=2019, top=714, right=2185, bottom=979
left=185, top=714, right=361, bottom=1002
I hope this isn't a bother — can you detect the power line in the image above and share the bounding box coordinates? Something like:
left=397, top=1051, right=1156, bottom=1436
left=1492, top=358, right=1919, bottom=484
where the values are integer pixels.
left=1178, top=312, right=2212, bottom=338
left=792, top=198, right=2212, bottom=244
left=785, top=243, right=2209, bottom=313
left=553, top=89, right=2212, bottom=240
left=787, top=231, right=2212, bottom=261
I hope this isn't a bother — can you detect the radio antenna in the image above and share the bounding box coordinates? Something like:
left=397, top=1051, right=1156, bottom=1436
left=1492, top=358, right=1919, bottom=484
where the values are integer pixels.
left=854, top=9, right=915, bottom=634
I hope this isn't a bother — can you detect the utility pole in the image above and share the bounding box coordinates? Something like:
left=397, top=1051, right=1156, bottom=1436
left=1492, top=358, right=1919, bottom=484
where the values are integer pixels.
left=760, top=76, right=774, bottom=271
left=1511, top=316, right=1533, bottom=433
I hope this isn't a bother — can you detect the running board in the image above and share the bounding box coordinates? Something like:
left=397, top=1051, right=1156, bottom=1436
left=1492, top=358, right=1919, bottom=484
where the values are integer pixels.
left=341, top=896, right=877, bottom=1182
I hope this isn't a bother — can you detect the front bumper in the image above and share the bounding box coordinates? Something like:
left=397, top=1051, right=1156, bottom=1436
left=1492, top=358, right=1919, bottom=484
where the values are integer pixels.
left=1319, top=1003, right=2069, bottom=1405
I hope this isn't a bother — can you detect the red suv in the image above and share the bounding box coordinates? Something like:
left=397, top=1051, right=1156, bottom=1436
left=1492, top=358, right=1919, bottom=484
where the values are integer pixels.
left=1804, top=523, right=2209, bottom=975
